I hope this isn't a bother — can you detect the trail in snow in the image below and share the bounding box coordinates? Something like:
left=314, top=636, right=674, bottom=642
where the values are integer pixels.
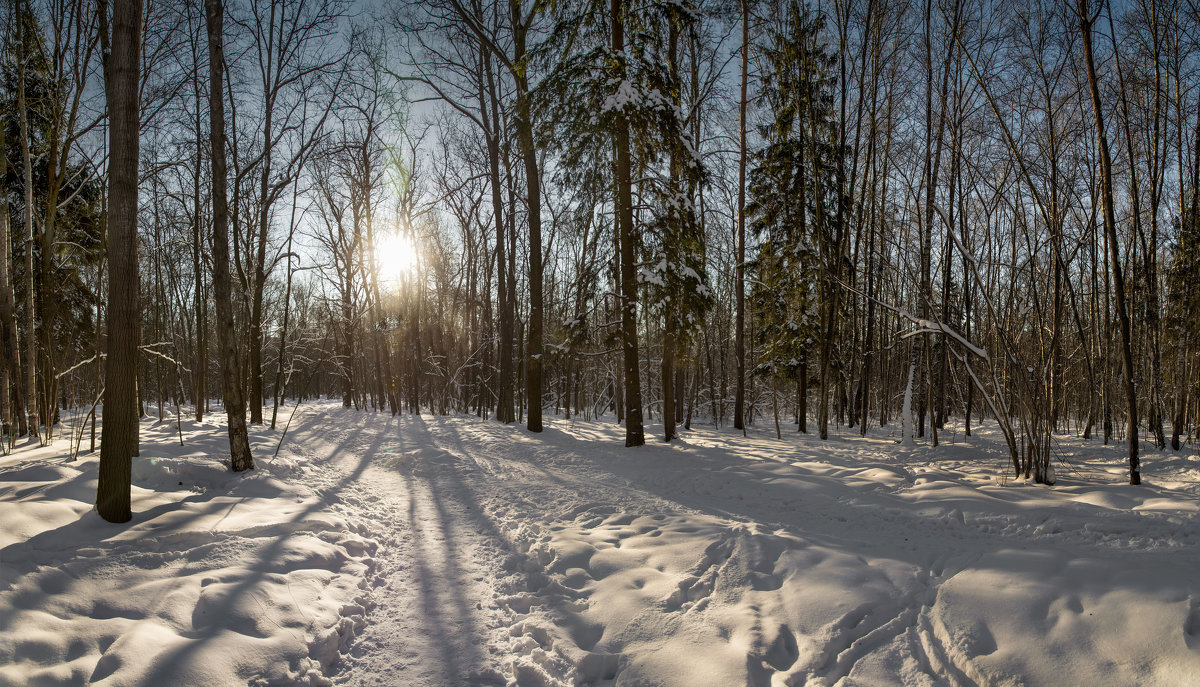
left=284, top=412, right=514, bottom=686
left=3, top=403, right=1194, bottom=686
left=280, top=403, right=1200, bottom=687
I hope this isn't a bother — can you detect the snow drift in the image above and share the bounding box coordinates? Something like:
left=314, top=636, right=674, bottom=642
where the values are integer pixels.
left=0, top=416, right=376, bottom=686
left=2, top=404, right=1198, bottom=686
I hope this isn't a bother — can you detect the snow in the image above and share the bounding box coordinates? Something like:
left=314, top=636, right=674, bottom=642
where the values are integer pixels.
left=0, top=413, right=376, bottom=687
left=600, top=79, right=668, bottom=116
left=2, top=403, right=1199, bottom=686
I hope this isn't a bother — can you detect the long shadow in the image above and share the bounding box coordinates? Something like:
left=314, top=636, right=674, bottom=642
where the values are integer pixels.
left=358, top=412, right=510, bottom=685
left=280, top=406, right=395, bottom=475
left=0, top=490, right=239, bottom=638
left=399, top=468, right=490, bottom=684
left=0, top=404, right=401, bottom=684
left=408, top=415, right=534, bottom=551
left=283, top=410, right=1200, bottom=687
left=415, top=415, right=1199, bottom=583
left=131, top=412, right=386, bottom=685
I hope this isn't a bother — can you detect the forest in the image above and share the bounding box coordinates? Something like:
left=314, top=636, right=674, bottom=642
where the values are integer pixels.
left=3, top=0, right=1200, bottom=522
left=2, top=0, right=1200, bottom=683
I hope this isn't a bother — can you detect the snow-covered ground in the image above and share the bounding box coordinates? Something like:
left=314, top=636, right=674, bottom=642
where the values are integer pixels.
left=2, top=402, right=1198, bottom=686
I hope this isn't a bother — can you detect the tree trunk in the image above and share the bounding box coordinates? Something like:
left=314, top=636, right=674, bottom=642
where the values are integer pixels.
left=483, top=52, right=514, bottom=424
left=1079, top=0, right=1138, bottom=484
left=798, top=357, right=808, bottom=433
left=205, top=0, right=254, bottom=473
left=271, top=197, right=298, bottom=429
left=0, top=127, right=15, bottom=447
left=613, top=0, right=643, bottom=447
left=511, top=4, right=543, bottom=433
left=663, top=334, right=675, bottom=442
left=506, top=4, right=544, bottom=434
left=17, top=16, right=38, bottom=443
left=97, top=0, right=144, bottom=523
left=192, top=56, right=207, bottom=422
left=734, top=0, right=748, bottom=433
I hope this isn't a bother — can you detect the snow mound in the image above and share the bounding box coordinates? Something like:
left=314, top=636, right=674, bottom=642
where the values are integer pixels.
left=392, top=412, right=1200, bottom=687
left=500, top=508, right=932, bottom=686
left=932, top=549, right=1200, bottom=686
left=0, top=420, right=377, bottom=687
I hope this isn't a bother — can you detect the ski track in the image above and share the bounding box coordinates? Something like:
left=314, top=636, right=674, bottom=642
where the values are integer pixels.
left=279, top=404, right=1200, bottom=687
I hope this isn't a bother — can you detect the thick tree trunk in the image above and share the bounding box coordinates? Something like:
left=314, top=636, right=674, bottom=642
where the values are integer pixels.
left=97, top=0, right=144, bottom=523
left=511, top=4, right=543, bottom=433
left=205, top=0, right=254, bottom=473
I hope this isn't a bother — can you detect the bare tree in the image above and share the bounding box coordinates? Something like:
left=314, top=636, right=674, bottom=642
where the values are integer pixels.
left=205, top=0, right=254, bottom=473
left=1078, top=0, right=1139, bottom=485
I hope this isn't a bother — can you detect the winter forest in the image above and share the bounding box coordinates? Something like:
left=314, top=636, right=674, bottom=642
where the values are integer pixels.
left=2, top=0, right=1200, bottom=683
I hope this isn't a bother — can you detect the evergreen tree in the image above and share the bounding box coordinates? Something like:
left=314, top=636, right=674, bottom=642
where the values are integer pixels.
left=746, top=0, right=839, bottom=433
left=542, top=0, right=708, bottom=445
left=636, top=1, right=711, bottom=442
left=1166, top=205, right=1199, bottom=450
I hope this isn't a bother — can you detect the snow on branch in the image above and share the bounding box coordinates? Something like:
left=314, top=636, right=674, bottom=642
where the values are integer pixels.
left=834, top=278, right=989, bottom=361
left=140, top=346, right=192, bottom=373
left=56, top=354, right=104, bottom=380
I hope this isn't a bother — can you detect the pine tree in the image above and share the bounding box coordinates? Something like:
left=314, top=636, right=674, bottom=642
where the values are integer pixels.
left=635, top=1, right=711, bottom=443
left=747, top=0, right=839, bottom=435
left=541, top=0, right=702, bottom=446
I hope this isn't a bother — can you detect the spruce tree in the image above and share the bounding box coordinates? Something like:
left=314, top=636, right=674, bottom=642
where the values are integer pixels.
left=747, top=0, right=839, bottom=434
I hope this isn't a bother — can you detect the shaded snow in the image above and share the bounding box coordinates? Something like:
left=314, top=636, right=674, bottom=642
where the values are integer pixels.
left=0, top=413, right=375, bottom=686
left=2, top=403, right=1198, bottom=686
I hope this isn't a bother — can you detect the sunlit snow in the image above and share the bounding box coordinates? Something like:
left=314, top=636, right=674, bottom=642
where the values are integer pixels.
left=1, top=403, right=1198, bottom=686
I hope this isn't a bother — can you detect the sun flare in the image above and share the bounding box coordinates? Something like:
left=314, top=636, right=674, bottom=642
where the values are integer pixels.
left=376, top=231, right=418, bottom=286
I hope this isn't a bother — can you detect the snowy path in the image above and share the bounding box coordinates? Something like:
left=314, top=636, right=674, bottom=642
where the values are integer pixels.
left=1, top=404, right=1196, bottom=685
left=282, top=411, right=513, bottom=686
left=280, top=404, right=1200, bottom=687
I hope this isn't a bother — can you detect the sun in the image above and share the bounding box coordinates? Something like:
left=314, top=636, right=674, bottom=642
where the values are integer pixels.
left=376, top=231, right=418, bottom=287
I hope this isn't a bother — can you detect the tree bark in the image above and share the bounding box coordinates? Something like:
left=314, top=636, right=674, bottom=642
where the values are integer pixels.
left=1079, top=0, right=1139, bottom=484
left=205, top=0, right=254, bottom=473
left=482, top=52, right=514, bottom=424
left=191, top=27, right=207, bottom=421
left=613, top=0, right=643, bottom=446
left=734, top=0, right=748, bottom=433
left=511, top=2, right=543, bottom=433
left=0, top=128, right=15, bottom=446
left=16, top=8, right=38, bottom=443
left=97, top=0, right=144, bottom=523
